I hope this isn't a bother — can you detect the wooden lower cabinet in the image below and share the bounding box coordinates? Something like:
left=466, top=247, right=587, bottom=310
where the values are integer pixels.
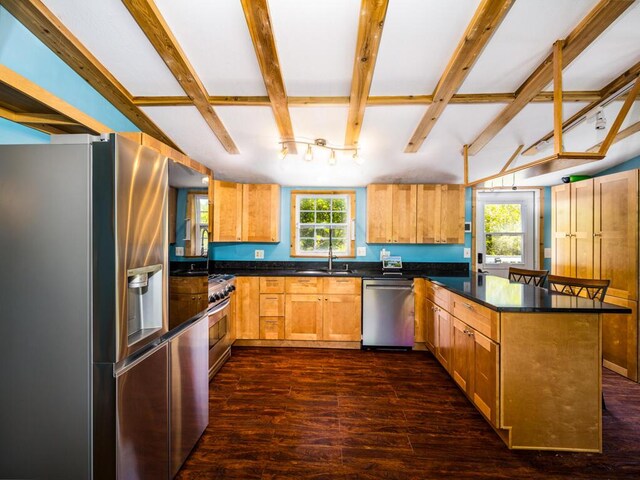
left=602, top=296, right=638, bottom=381
left=260, top=316, right=284, bottom=339
left=413, top=278, right=426, bottom=343
left=235, top=277, right=260, bottom=339
left=323, top=295, right=362, bottom=341
left=169, top=275, right=208, bottom=330
left=435, top=306, right=453, bottom=373
left=285, top=294, right=323, bottom=340
left=452, top=318, right=474, bottom=393
left=453, top=318, right=499, bottom=426
left=425, top=298, right=437, bottom=351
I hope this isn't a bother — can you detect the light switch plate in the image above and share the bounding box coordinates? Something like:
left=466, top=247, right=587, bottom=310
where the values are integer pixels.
left=544, top=247, right=552, bottom=258
left=175, top=246, right=184, bottom=256
left=463, top=248, right=471, bottom=258
left=255, top=249, right=264, bottom=259
left=357, top=247, right=366, bottom=257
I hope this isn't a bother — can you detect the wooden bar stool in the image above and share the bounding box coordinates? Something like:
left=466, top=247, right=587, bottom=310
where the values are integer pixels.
left=547, top=274, right=610, bottom=301
left=508, top=267, right=549, bottom=287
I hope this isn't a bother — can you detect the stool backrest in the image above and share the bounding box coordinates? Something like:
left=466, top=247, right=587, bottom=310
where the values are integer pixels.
left=508, top=267, right=549, bottom=287
left=547, top=274, right=610, bottom=301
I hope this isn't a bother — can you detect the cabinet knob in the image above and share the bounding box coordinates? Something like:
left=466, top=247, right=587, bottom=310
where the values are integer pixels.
left=593, top=233, right=602, bottom=237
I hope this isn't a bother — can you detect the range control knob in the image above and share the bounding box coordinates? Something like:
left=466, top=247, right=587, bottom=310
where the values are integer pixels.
left=208, top=295, right=215, bottom=303
left=229, top=285, right=236, bottom=292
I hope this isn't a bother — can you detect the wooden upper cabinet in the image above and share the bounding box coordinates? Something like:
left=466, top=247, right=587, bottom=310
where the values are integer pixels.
left=551, top=183, right=571, bottom=276
left=593, top=170, right=638, bottom=300
left=416, top=184, right=439, bottom=243
left=368, top=183, right=464, bottom=244
left=212, top=180, right=243, bottom=242
left=571, top=180, right=594, bottom=279
left=417, top=184, right=465, bottom=244
left=392, top=184, right=417, bottom=243
left=242, top=184, right=280, bottom=242
left=366, top=184, right=393, bottom=243
left=439, top=184, right=465, bottom=244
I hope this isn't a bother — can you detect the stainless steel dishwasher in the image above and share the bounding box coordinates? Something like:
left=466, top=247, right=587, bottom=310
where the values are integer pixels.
left=362, top=278, right=415, bottom=349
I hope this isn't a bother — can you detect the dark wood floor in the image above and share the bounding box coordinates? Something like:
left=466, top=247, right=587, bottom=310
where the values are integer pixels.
left=176, top=347, right=640, bottom=479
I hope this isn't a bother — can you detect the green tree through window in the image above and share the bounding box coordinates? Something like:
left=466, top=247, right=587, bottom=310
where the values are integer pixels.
left=484, top=203, right=523, bottom=263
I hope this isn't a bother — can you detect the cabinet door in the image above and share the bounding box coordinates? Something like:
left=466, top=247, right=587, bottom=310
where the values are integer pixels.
left=594, top=170, right=638, bottom=300
left=413, top=278, right=425, bottom=343
left=452, top=319, right=474, bottom=395
left=472, top=330, right=499, bottom=427
left=168, top=293, right=208, bottom=330
left=425, top=298, right=437, bottom=352
left=435, top=307, right=453, bottom=373
left=212, top=180, right=243, bottom=242
left=551, top=183, right=571, bottom=275
left=440, top=185, right=465, bottom=244
left=391, top=184, right=417, bottom=243
left=602, top=296, right=638, bottom=381
left=285, top=294, right=323, bottom=340
left=366, top=184, right=393, bottom=243
left=322, top=295, right=362, bottom=341
left=570, top=180, right=594, bottom=278
left=242, top=184, right=280, bottom=242
left=416, top=184, right=439, bottom=243
left=235, top=277, right=260, bottom=339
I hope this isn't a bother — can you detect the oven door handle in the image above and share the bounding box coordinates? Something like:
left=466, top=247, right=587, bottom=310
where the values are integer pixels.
left=207, top=298, right=231, bottom=316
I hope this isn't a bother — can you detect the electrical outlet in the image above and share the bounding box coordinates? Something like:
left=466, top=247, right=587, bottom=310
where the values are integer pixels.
left=544, top=248, right=552, bottom=258
left=357, top=246, right=366, bottom=257
left=255, top=249, right=264, bottom=259
left=463, top=248, right=471, bottom=258
left=175, top=246, right=184, bottom=256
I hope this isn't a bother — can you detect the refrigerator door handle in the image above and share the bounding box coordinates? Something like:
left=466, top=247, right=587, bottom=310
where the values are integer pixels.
left=114, top=340, right=165, bottom=377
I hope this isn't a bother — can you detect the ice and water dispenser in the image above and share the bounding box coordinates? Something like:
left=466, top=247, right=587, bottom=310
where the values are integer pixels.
left=127, top=264, right=163, bottom=345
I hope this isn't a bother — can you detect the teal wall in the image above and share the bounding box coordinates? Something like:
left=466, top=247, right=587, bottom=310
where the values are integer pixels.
left=595, top=154, right=640, bottom=177
left=0, top=7, right=138, bottom=144
left=209, top=187, right=473, bottom=263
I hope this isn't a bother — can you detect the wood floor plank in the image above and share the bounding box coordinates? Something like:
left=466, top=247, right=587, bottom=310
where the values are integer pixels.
left=177, top=347, right=640, bottom=479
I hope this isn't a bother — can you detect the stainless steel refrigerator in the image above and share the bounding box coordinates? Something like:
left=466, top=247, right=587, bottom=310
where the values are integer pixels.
left=0, top=134, right=176, bottom=479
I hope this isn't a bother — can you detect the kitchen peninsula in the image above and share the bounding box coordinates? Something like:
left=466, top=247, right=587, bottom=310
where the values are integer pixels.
left=421, top=272, right=630, bottom=452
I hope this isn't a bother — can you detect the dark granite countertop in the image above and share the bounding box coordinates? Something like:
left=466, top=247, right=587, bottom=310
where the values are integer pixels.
left=208, top=260, right=470, bottom=279
left=429, top=273, right=631, bottom=314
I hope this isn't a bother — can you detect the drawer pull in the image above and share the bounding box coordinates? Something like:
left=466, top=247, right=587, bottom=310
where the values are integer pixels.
left=460, top=302, right=474, bottom=311
left=265, top=297, right=278, bottom=300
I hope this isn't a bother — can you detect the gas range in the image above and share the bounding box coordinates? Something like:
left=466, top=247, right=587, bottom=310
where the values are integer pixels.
left=208, top=274, right=235, bottom=306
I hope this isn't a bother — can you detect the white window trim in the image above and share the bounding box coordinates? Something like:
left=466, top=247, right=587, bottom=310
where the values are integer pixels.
left=294, top=193, right=353, bottom=257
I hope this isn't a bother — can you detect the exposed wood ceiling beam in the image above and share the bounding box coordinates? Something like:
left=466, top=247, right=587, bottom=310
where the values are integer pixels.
left=467, top=0, right=635, bottom=156
left=596, top=76, right=640, bottom=155
left=0, top=64, right=111, bottom=134
left=522, top=60, right=640, bottom=156
left=240, top=0, right=297, bottom=154
left=588, top=120, right=640, bottom=153
left=553, top=40, right=564, bottom=154
left=500, top=145, right=524, bottom=173
left=0, top=0, right=180, bottom=149
left=405, top=0, right=514, bottom=153
left=523, top=120, right=640, bottom=178
left=132, top=91, right=602, bottom=107
left=345, top=0, right=389, bottom=147
left=466, top=152, right=605, bottom=187
left=121, top=0, right=239, bottom=154
left=0, top=106, right=79, bottom=126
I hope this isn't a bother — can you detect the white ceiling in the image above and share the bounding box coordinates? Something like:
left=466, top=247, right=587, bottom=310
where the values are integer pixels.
left=40, top=0, right=640, bottom=187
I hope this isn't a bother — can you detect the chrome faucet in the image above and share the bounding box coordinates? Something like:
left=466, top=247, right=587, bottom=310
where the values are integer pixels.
left=328, top=228, right=337, bottom=271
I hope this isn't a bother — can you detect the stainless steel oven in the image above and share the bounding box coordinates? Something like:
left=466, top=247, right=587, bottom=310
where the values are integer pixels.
left=207, top=275, right=235, bottom=379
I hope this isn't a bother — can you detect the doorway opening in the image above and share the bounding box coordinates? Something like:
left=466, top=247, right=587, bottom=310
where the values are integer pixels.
left=475, top=190, right=540, bottom=277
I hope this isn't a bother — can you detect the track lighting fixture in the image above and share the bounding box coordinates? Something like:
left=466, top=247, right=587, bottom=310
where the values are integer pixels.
left=277, top=138, right=363, bottom=166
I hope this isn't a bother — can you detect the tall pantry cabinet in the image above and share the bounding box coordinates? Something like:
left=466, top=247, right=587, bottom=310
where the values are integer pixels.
left=551, top=170, right=639, bottom=381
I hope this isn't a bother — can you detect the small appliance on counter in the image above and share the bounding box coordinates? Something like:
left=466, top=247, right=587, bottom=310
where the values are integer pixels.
left=382, top=256, right=403, bottom=275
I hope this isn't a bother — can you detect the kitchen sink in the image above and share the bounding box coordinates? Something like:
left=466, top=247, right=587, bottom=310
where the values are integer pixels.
left=295, top=269, right=354, bottom=275
left=171, top=270, right=207, bottom=276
